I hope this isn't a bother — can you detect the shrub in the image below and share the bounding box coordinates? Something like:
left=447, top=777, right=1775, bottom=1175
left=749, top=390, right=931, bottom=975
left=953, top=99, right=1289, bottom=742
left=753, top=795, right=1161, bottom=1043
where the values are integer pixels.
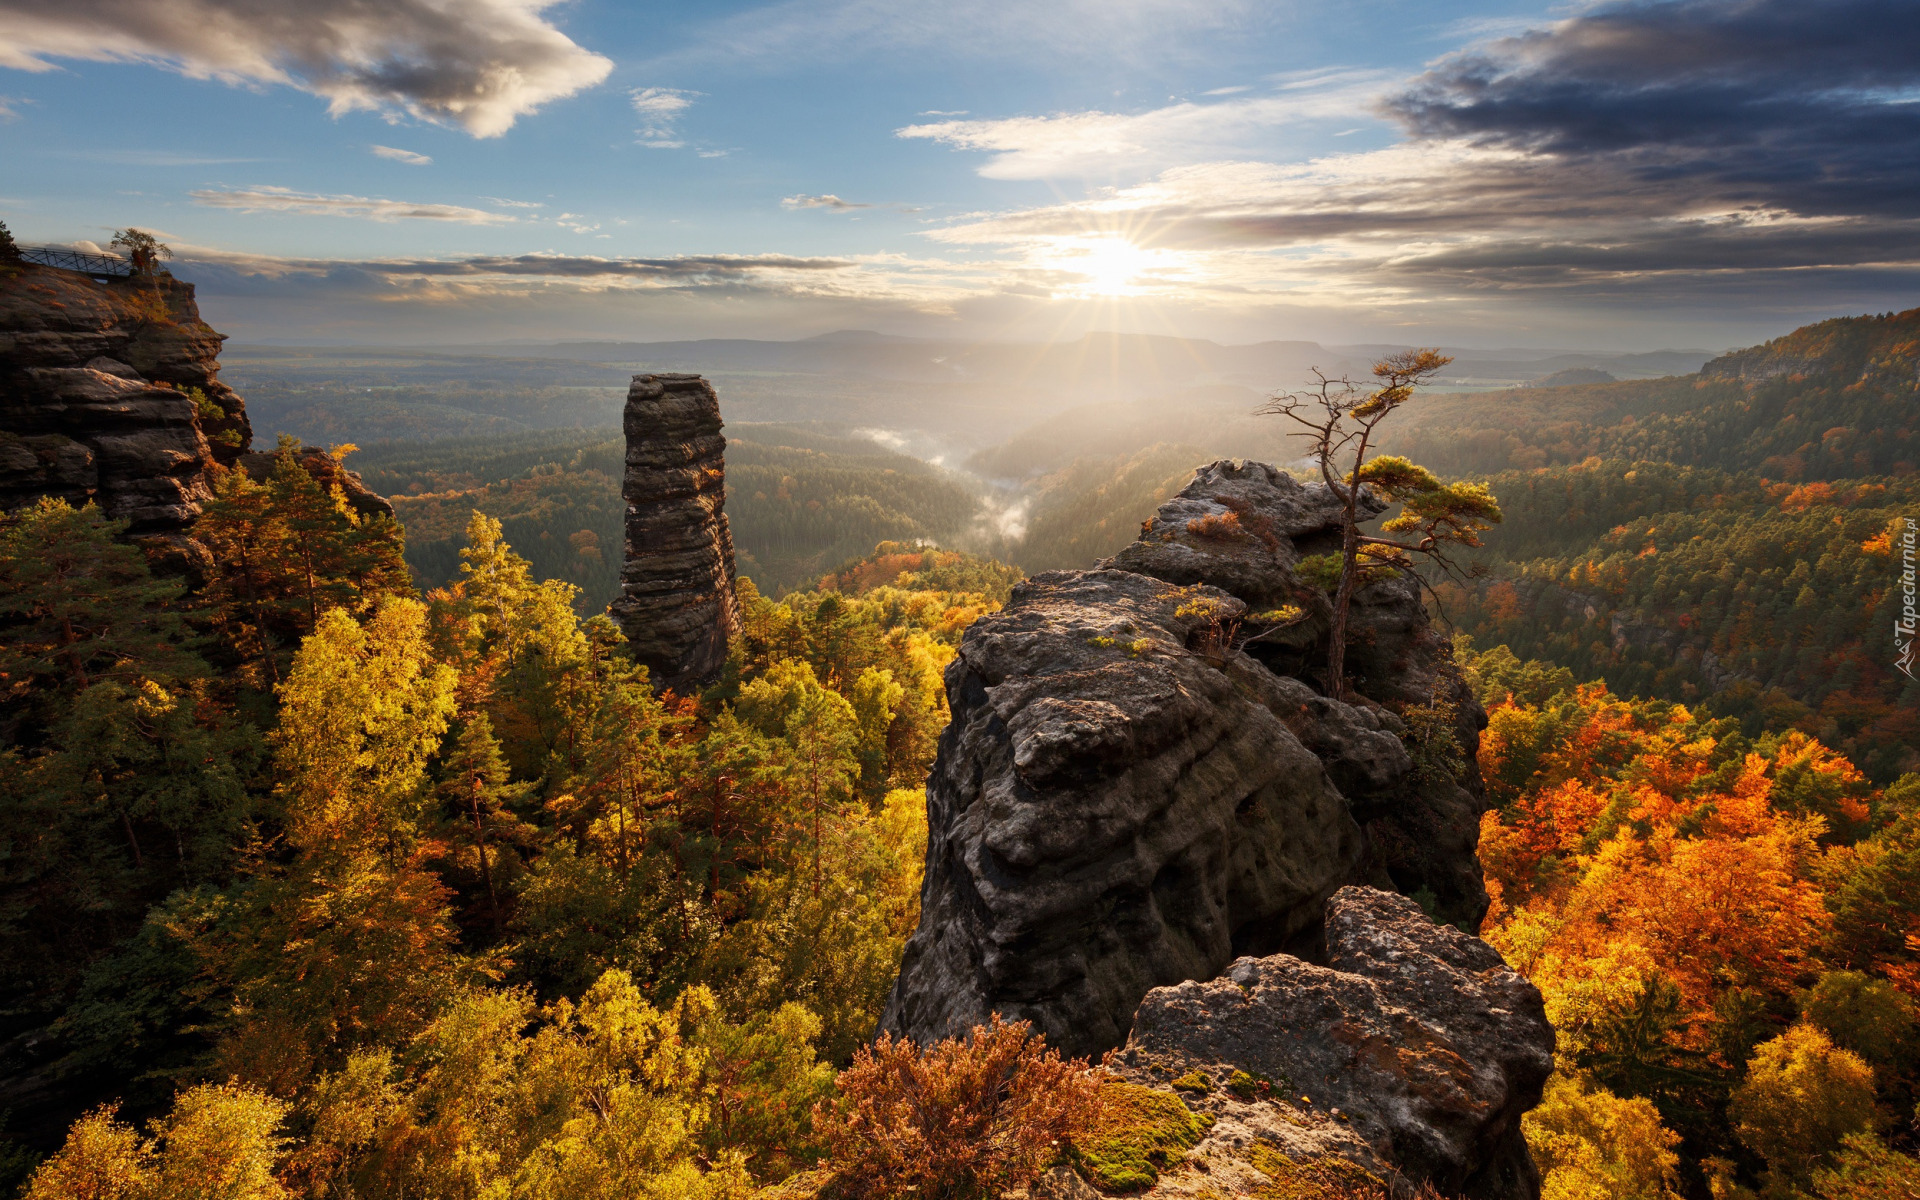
left=814, top=1016, right=1102, bottom=1200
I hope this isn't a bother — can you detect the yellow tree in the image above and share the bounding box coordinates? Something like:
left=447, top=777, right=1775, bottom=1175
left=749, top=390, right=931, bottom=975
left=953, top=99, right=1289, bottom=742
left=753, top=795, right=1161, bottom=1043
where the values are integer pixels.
left=271, top=598, right=457, bottom=858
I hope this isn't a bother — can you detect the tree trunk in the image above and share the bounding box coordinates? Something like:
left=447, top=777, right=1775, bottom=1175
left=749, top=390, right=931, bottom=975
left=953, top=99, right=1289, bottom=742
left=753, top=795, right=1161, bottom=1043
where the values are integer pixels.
left=471, top=785, right=499, bottom=928
left=120, top=808, right=143, bottom=869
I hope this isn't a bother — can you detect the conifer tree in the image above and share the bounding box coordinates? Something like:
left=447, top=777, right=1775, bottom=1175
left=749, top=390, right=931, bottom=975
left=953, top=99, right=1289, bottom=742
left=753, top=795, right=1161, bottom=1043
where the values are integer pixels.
left=435, top=713, right=532, bottom=930
left=1261, top=351, right=1502, bottom=698
left=0, top=498, right=189, bottom=700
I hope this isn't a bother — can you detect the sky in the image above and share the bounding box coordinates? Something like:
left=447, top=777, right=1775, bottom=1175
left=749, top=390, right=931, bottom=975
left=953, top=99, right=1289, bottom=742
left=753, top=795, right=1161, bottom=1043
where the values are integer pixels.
left=1, top=0, right=1916, bottom=350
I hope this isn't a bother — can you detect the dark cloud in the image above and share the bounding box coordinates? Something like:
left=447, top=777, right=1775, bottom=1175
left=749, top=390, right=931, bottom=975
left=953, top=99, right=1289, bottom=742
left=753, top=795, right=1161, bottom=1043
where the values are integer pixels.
left=1385, top=0, right=1920, bottom=217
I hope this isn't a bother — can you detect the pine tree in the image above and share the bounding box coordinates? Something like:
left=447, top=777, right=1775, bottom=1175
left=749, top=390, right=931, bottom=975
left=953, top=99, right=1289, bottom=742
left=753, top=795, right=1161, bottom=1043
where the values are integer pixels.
left=435, top=713, right=532, bottom=930
left=0, top=498, right=190, bottom=702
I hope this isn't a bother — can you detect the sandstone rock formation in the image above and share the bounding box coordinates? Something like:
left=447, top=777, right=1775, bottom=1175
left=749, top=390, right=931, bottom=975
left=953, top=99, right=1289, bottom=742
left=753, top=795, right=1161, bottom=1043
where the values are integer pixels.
left=881, top=568, right=1390, bottom=1058
left=0, top=263, right=251, bottom=534
left=1107, top=460, right=1491, bottom=925
left=883, top=460, right=1495, bottom=1061
left=1098, top=887, right=1553, bottom=1199
left=609, top=373, right=740, bottom=690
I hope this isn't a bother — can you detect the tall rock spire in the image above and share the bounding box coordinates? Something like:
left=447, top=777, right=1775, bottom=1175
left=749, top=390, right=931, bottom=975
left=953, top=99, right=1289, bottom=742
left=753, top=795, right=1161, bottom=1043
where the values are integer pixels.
left=609, top=373, right=741, bottom=691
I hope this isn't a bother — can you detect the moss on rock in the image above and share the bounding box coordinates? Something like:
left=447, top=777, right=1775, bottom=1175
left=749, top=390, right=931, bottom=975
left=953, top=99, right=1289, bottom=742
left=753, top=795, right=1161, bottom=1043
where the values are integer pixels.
left=1246, top=1144, right=1387, bottom=1199
left=1070, top=1081, right=1211, bottom=1192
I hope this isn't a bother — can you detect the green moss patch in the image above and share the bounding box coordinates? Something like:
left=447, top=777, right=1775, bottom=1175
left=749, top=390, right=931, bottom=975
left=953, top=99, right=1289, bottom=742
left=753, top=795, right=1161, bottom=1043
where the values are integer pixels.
left=1070, top=1081, right=1212, bottom=1192
left=1170, top=1070, right=1214, bottom=1094
left=1226, top=1069, right=1279, bottom=1101
left=1246, top=1145, right=1386, bottom=1200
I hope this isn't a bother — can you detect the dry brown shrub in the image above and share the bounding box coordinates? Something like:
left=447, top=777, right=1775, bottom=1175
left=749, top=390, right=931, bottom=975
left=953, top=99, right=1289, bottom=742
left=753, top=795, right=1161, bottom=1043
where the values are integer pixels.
left=814, top=1015, right=1103, bottom=1200
left=1185, top=510, right=1246, bottom=540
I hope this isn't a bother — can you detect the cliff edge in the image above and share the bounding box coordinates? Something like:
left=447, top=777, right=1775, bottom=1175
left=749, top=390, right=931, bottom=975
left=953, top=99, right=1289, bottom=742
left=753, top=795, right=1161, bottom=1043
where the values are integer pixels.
left=0, top=262, right=252, bottom=534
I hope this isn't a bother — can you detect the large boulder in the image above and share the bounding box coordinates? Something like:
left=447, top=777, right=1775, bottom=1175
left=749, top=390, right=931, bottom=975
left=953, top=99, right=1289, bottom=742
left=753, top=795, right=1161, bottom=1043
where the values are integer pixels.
left=880, top=569, right=1418, bottom=1059
left=884, top=457, right=1499, bottom=1058
left=1095, top=886, right=1553, bottom=1199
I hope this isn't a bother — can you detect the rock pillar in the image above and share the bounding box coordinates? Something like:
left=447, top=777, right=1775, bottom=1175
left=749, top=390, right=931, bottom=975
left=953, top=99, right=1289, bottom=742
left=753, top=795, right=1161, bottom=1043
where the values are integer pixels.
left=609, top=373, right=740, bottom=690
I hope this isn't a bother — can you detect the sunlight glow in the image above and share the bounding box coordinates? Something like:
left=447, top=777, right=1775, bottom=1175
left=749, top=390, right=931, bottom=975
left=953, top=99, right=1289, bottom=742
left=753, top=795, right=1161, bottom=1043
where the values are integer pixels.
left=1043, top=235, right=1182, bottom=297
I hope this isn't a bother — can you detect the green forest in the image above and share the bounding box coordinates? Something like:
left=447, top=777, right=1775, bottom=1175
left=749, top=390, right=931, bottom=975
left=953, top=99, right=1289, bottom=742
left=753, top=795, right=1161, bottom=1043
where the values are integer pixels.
left=353, top=425, right=983, bottom=610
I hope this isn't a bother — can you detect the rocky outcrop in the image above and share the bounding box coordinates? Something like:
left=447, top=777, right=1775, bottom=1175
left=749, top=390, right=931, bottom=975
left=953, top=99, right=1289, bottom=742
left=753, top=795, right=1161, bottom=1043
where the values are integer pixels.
left=0, top=263, right=251, bottom=534
left=609, top=373, right=740, bottom=691
left=880, top=568, right=1384, bottom=1058
left=883, top=461, right=1496, bottom=1064
left=1096, top=887, right=1553, bottom=1199
left=1106, top=461, right=1492, bottom=926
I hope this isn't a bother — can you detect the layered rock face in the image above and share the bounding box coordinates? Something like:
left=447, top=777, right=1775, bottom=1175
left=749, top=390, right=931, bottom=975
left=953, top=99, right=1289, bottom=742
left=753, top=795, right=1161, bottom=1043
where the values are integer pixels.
left=0, top=263, right=252, bottom=533
left=609, top=374, right=741, bottom=690
left=1109, top=460, right=1491, bottom=925
left=884, top=460, right=1495, bottom=1061
left=1105, top=887, right=1553, bottom=1199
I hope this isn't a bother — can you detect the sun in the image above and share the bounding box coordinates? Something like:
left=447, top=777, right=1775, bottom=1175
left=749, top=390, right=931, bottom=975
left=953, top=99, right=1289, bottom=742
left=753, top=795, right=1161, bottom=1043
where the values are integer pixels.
left=1048, top=235, right=1169, bottom=297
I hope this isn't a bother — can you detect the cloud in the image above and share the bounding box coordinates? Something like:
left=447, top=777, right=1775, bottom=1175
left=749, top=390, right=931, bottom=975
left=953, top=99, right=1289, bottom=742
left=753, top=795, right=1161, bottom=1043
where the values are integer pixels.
left=631, top=86, right=699, bottom=146
left=353, top=251, right=853, bottom=278
left=190, top=185, right=515, bottom=224
left=897, top=70, right=1392, bottom=179
left=783, top=193, right=872, bottom=211
left=371, top=145, right=432, bottom=165
left=0, top=94, right=27, bottom=121
left=0, top=0, right=611, bottom=137
left=902, top=0, right=1920, bottom=322
left=1382, top=0, right=1920, bottom=219
left=180, top=247, right=855, bottom=281
left=482, top=196, right=544, bottom=209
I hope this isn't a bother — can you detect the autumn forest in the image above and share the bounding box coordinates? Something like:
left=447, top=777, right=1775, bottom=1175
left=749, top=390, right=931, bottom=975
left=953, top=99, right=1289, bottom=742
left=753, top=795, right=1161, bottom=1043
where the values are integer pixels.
left=3, top=308, right=1920, bottom=1200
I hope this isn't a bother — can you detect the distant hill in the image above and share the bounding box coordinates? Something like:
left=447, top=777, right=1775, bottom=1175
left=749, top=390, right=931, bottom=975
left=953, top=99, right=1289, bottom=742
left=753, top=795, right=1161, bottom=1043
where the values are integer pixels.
left=1365, top=307, right=1920, bottom=481
left=1523, top=367, right=1614, bottom=387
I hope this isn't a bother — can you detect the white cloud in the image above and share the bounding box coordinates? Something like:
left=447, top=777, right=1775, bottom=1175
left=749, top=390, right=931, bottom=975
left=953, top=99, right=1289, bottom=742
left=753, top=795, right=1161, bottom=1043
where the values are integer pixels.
left=783, top=193, right=871, bottom=211
left=897, top=71, right=1392, bottom=179
left=482, top=196, right=544, bottom=209
left=0, top=94, right=27, bottom=121
left=631, top=86, right=699, bottom=145
left=371, top=144, right=432, bottom=165
left=190, top=185, right=515, bottom=224
left=0, top=0, right=611, bottom=137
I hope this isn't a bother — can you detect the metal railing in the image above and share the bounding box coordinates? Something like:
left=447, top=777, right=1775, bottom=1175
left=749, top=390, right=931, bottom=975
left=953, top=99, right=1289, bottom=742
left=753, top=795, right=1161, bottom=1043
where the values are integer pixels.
left=16, top=245, right=167, bottom=277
